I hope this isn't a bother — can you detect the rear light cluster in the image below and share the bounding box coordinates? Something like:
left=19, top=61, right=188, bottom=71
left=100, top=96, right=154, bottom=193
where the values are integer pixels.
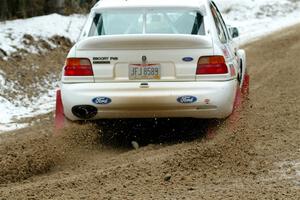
left=196, top=56, right=228, bottom=75
left=64, top=58, right=93, bottom=76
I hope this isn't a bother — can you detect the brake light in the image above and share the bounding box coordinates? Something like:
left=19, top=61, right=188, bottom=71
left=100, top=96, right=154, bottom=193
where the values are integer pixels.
left=64, top=58, right=93, bottom=76
left=196, top=56, right=228, bottom=75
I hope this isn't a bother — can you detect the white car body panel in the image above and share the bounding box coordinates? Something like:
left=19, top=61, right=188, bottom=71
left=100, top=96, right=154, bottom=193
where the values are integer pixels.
left=60, top=0, right=246, bottom=121
left=62, top=80, right=237, bottom=120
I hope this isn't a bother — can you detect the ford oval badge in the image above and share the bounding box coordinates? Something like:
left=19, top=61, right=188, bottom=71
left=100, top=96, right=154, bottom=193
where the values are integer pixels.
left=177, top=96, right=197, bottom=104
left=182, top=57, right=194, bottom=62
left=92, top=97, right=112, bottom=105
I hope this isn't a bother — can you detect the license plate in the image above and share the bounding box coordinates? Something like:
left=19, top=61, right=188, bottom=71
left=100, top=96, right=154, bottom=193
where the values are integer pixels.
left=129, top=64, right=161, bottom=80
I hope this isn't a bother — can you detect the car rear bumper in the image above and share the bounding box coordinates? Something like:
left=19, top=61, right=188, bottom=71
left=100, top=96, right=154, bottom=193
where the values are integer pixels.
left=61, top=80, right=238, bottom=120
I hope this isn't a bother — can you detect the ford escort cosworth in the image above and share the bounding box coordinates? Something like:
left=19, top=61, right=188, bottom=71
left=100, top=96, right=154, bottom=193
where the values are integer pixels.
left=57, top=0, right=248, bottom=122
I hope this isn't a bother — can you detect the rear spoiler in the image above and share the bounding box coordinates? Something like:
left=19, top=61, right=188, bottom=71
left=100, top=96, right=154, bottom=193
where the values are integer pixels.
left=76, top=34, right=213, bottom=50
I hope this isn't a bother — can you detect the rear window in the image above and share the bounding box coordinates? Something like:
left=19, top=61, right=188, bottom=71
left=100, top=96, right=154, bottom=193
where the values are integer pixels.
left=89, top=9, right=205, bottom=36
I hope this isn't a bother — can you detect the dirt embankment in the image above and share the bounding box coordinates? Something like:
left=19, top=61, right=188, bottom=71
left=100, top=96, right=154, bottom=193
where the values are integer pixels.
left=0, top=35, right=71, bottom=106
left=0, top=24, right=300, bottom=199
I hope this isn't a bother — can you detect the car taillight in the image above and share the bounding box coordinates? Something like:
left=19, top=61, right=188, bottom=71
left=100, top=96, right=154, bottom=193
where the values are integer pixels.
left=196, top=56, right=228, bottom=75
left=64, top=58, right=93, bottom=76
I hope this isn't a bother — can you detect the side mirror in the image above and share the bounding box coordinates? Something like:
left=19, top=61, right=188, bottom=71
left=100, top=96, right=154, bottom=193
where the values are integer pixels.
left=229, top=27, right=239, bottom=38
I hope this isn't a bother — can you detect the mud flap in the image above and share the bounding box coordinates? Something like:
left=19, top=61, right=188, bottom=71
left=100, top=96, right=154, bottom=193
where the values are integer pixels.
left=241, top=74, right=250, bottom=97
left=54, top=89, right=66, bottom=135
left=234, top=73, right=250, bottom=112
left=206, top=75, right=250, bottom=139
left=228, top=74, right=250, bottom=131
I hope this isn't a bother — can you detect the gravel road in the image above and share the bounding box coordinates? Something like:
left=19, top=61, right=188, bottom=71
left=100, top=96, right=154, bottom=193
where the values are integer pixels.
left=0, top=24, right=300, bottom=200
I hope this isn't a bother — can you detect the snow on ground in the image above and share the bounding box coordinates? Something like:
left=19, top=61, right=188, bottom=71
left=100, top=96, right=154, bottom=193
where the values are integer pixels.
left=1, top=0, right=300, bottom=133
left=0, top=80, right=57, bottom=132
left=0, top=14, right=86, bottom=56
left=0, top=14, right=86, bottom=132
left=215, top=0, right=300, bottom=44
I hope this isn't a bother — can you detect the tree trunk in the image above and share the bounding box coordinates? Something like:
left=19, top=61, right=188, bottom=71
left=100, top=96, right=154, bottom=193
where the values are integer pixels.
left=18, top=0, right=27, bottom=18
left=0, top=0, right=9, bottom=20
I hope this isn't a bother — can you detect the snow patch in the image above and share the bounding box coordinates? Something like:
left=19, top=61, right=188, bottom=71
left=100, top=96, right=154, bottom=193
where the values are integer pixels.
left=274, top=159, right=300, bottom=185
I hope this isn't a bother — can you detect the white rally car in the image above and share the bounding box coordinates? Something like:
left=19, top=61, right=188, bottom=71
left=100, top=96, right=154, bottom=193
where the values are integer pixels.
left=55, top=0, right=249, bottom=125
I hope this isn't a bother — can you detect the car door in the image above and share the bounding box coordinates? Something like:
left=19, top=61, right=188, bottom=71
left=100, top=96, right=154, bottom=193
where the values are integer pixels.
left=210, top=2, right=239, bottom=79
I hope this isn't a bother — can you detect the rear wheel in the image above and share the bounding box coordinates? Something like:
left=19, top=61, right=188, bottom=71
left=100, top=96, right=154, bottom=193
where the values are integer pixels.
left=237, top=65, right=243, bottom=86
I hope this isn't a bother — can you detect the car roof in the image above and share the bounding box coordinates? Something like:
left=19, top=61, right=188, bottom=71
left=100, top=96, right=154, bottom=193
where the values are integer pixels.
left=92, top=0, right=208, bottom=10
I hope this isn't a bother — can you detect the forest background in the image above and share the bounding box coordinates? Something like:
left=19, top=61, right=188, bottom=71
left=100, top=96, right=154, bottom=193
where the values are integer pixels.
left=0, top=0, right=98, bottom=20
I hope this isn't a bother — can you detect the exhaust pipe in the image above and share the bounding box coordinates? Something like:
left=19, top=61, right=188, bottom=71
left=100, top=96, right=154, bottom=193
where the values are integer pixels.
left=72, top=105, right=98, bottom=119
